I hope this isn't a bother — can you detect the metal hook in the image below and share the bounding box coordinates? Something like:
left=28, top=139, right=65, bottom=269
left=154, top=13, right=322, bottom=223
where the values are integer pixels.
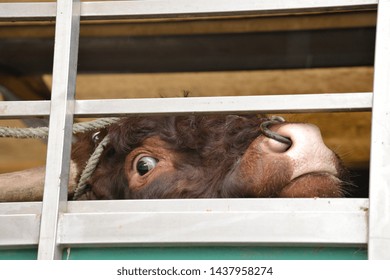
left=260, top=116, right=292, bottom=146
left=92, top=131, right=102, bottom=147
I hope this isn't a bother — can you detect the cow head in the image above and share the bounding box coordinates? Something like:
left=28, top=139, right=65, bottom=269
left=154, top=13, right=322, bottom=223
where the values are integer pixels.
left=71, top=115, right=348, bottom=200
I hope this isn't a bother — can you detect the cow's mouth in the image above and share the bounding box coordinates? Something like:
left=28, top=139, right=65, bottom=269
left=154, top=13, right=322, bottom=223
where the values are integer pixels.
left=278, top=172, right=344, bottom=198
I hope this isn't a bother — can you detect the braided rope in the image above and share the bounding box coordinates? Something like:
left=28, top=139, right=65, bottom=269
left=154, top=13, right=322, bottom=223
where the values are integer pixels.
left=0, top=117, right=120, bottom=139
left=0, top=126, right=49, bottom=139
left=0, top=117, right=121, bottom=200
left=72, top=118, right=121, bottom=134
left=73, top=134, right=111, bottom=200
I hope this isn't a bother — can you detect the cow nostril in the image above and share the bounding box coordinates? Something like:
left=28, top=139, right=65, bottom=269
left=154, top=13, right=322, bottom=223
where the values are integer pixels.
left=260, top=117, right=292, bottom=148
left=266, top=138, right=291, bottom=153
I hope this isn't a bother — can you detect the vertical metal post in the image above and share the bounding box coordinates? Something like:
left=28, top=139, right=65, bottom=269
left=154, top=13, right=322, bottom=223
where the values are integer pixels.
left=37, top=0, right=80, bottom=260
left=368, top=0, right=390, bottom=260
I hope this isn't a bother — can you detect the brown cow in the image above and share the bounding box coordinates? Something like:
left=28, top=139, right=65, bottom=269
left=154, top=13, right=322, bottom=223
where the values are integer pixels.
left=0, top=114, right=349, bottom=201
left=69, top=115, right=348, bottom=200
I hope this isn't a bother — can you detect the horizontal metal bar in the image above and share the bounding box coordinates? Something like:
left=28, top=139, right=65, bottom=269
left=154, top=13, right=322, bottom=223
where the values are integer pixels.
left=66, top=197, right=368, bottom=213
left=0, top=0, right=378, bottom=21
left=0, top=30, right=376, bottom=75
left=75, top=93, right=373, bottom=117
left=0, top=215, right=40, bottom=247
left=0, top=202, right=42, bottom=214
left=0, top=199, right=368, bottom=248
left=0, top=101, right=50, bottom=118
left=80, top=0, right=378, bottom=19
left=59, top=198, right=369, bottom=247
left=0, top=202, right=41, bottom=247
left=0, top=93, right=373, bottom=118
left=0, top=3, right=56, bottom=21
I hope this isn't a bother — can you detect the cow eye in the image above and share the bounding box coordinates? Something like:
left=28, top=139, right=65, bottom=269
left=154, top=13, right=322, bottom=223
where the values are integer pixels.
left=136, top=156, right=158, bottom=176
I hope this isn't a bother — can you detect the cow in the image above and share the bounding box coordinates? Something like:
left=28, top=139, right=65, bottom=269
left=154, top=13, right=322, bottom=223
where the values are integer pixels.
left=0, top=114, right=349, bottom=201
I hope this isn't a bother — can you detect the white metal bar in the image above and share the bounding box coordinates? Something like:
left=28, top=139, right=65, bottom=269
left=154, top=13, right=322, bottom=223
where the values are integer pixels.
left=0, top=101, right=50, bottom=118
left=0, top=3, right=56, bottom=21
left=368, top=0, right=390, bottom=260
left=0, top=201, right=42, bottom=214
left=0, top=215, right=40, bottom=247
left=0, top=0, right=378, bottom=21
left=0, top=199, right=368, bottom=247
left=67, top=198, right=367, bottom=213
left=80, top=0, right=377, bottom=19
left=37, top=0, right=80, bottom=260
left=0, top=93, right=373, bottom=118
left=57, top=199, right=368, bottom=247
left=75, top=93, right=373, bottom=116
left=0, top=202, right=41, bottom=247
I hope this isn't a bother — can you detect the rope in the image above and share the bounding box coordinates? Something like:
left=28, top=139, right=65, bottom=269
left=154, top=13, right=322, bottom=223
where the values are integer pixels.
left=72, top=118, right=121, bottom=134
left=0, top=126, right=49, bottom=139
left=73, top=134, right=111, bottom=200
left=0, top=117, right=120, bottom=139
left=0, top=117, right=121, bottom=200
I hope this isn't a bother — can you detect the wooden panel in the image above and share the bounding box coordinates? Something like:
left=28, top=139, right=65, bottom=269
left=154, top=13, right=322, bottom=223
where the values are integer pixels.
left=0, top=11, right=376, bottom=38
left=0, top=75, right=51, bottom=100
left=0, top=28, right=375, bottom=75
left=66, top=67, right=374, bottom=99
left=0, top=120, right=47, bottom=173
